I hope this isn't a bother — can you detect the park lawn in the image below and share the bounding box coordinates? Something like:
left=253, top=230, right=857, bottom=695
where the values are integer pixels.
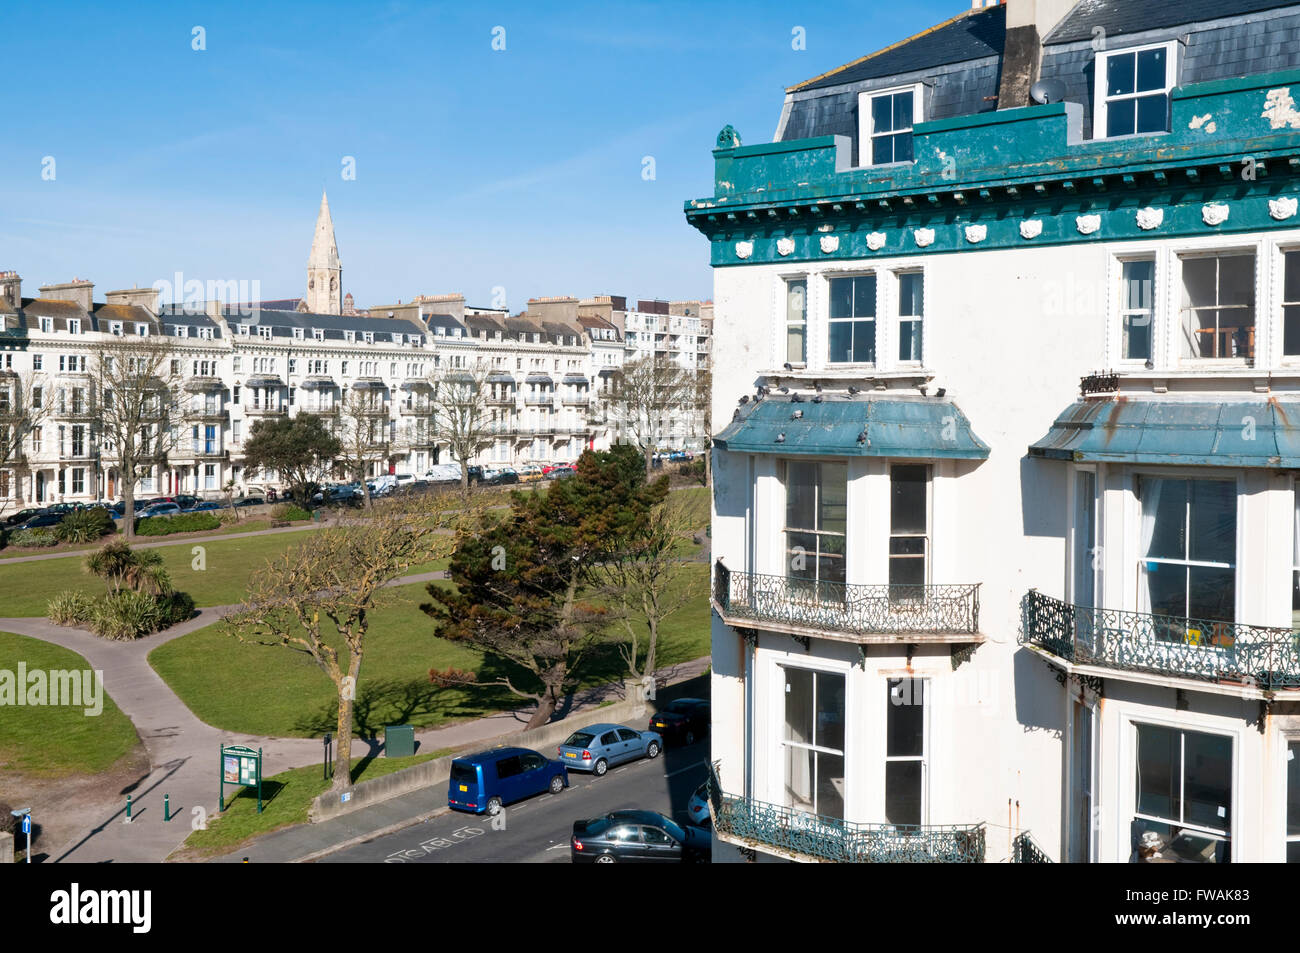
left=149, top=562, right=712, bottom=739
left=0, top=632, right=143, bottom=779
left=667, top=485, right=710, bottom=529
left=0, top=530, right=448, bottom=618
left=149, top=583, right=509, bottom=738
left=176, top=748, right=454, bottom=858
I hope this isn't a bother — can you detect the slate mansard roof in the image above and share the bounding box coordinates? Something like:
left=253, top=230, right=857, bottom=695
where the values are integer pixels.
left=777, top=0, right=1300, bottom=149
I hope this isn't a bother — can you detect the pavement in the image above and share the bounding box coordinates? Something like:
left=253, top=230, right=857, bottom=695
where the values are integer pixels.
left=0, top=595, right=710, bottom=863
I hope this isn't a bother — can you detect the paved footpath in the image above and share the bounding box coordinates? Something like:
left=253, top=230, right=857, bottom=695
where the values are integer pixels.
left=0, top=590, right=710, bottom=863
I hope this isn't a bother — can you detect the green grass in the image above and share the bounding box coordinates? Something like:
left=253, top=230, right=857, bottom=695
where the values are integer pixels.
left=0, top=631, right=143, bottom=779
left=0, top=531, right=447, bottom=618
left=178, top=748, right=453, bottom=857
left=667, top=485, right=710, bottom=529
left=149, top=562, right=712, bottom=739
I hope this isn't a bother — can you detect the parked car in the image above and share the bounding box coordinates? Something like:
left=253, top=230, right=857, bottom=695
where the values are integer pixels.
left=686, top=781, right=711, bottom=827
left=43, top=502, right=87, bottom=515
left=391, top=473, right=416, bottom=490
left=556, top=723, right=662, bottom=776
left=482, top=468, right=519, bottom=486
left=234, top=496, right=265, bottom=508
left=141, top=503, right=181, bottom=518
left=648, top=697, right=711, bottom=746
left=111, top=499, right=149, bottom=516
left=517, top=464, right=543, bottom=482
left=466, top=465, right=485, bottom=486
left=447, top=747, right=568, bottom=816
left=423, top=463, right=463, bottom=485
left=173, top=495, right=200, bottom=510
left=15, top=512, right=63, bottom=530
left=546, top=465, right=575, bottom=480
left=541, top=463, right=569, bottom=475
left=570, top=810, right=711, bottom=864
left=4, top=508, right=44, bottom=527
left=184, top=500, right=223, bottom=512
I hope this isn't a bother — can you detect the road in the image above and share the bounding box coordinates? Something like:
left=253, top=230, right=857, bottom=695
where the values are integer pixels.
left=318, top=739, right=710, bottom=864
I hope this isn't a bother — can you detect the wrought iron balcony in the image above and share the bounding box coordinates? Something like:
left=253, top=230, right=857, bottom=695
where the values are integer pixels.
left=524, top=395, right=554, bottom=405
left=243, top=405, right=287, bottom=416
left=708, top=765, right=984, bottom=863
left=1011, top=831, right=1054, bottom=863
left=1021, top=589, right=1300, bottom=691
left=398, top=404, right=432, bottom=416
left=184, top=408, right=229, bottom=423
left=713, top=562, right=981, bottom=643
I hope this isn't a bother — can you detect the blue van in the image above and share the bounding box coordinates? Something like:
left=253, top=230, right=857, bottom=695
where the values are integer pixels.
left=447, top=746, right=569, bottom=815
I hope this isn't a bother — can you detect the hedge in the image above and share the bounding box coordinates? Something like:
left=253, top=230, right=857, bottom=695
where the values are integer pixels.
left=134, top=512, right=222, bottom=536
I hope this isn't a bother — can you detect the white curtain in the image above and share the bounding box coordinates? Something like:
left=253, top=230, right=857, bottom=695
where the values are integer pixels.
left=1139, top=477, right=1165, bottom=612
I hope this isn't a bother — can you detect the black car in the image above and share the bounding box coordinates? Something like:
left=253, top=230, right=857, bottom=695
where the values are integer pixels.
left=15, top=512, right=63, bottom=530
left=4, top=508, right=44, bottom=527
left=648, top=698, right=710, bottom=746
left=571, top=811, right=710, bottom=864
left=174, top=495, right=200, bottom=510
left=234, top=497, right=265, bottom=507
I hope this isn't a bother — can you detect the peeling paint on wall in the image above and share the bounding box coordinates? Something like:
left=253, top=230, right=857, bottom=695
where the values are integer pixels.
left=1262, top=88, right=1300, bottom=130
left=1189, top=113, right=1217, bottom=134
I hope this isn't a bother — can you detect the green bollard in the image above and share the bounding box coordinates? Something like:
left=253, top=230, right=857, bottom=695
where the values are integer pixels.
left=164, top=793, right=170, bottom=821
left=125, top=794, right=132, bottom=823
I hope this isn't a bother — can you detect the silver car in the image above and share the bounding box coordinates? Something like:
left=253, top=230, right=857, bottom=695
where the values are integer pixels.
left=556, top=723, right=662, bottom=776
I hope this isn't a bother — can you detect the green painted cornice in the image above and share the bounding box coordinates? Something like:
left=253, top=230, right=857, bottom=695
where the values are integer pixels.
left=687, top=69, right=1300, bottom=264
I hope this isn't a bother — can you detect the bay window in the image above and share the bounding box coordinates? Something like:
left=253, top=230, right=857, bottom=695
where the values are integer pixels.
left=828, top=275, right=876, bottom=364
left=889, top=465, right=929, bottom=594
left=1139, top=477, right=1236, bottom=624
left=886, top=678, right=926, bottom=826
left=784, top=460, right=846, bottom=587
left=1133, top=723, right=1231, bottom=863
left=897, top=272, right=923, bottom=362
left=1180, top=253, right=1255, bottom=361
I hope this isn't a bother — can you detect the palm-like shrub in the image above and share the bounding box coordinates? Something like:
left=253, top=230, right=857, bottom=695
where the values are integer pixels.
left=55, top=508, right=115, bottom=544
left=47, top=590, right=95, bottom=626
left=84, top=540, right=172, bottom=596
left=73, top=540, right=189, bottom=639
left=89, top=589, right=163, bottom=641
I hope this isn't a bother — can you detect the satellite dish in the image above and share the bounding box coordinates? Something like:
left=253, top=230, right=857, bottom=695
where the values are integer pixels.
left=1030, top=78, right=1068, bottom=105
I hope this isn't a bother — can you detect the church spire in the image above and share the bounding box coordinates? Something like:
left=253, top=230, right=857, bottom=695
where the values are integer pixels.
left=306, top=190, right=342, bottom=314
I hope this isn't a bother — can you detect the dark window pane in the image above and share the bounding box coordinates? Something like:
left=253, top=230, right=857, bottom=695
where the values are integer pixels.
left=1136, top=48, right=1166, bottom=92
left=1107, top=98, right=1136, bottom=137
left=829, top=278, right=853, bottom=319
left=1286, top=305, right=1300, bottom=356
left=1287, top=841, right=1300, bottom=863
left=893, top=132, right=913, bottom=163
left=889, top=555, right=926, bottom=588
left=820, top=464, right=847, bottom=533
left=1288, top=743, right=1300, bottom=836
left=828, top=322, right=854, bottom=363
left=872, top=135, right=894, bottom=165
left=1187, top=480, right=1235, bottom=564
left=1187, top=566, right=1234, bottom=623
left=899, top=320, right=922, bottom=362
left=784, top=667, right=814, bottom=745
left=885, top=761, right=923, bottom=826
left=851, top=321, right=875, bottom=363
left=1286, top=252, right=1300, bottom=302
left=1182, top=257, right=1218, bottom=310
left=1144, top=478, right=1187, bottom=560
left=1107, top=51, right=1136, bottom=97
left=1124, top=260, right=1154, bottom=310
left=889, top=537, right=926, bottom=556
left=817, top=752, right=845, bottom=819
left=1219, top=254, right=1256, bottom=308
left=872, top=94, right=894, bottom=133
left=816, top=671, right=845, bottom=751
left=853, top=276, right=877, bottom=317
left=1135, top=93, right=1168, bottom=133
left=786, top=531, right=818, bottom=580
left=1124, top=315, right=1151, bottom=361
left=893, top=91, right=913, bottom=129
left=1136, top=724, right=1179, bottom=820
left=1183, top=731, right=1232, bottom=832
left=886, top=678, right=925, bottom=757
left=1147, top=563, right=1187, bottom=619
left=891, top=465, right=928, bottom=534
left=786, top=461, right=816, bottom=528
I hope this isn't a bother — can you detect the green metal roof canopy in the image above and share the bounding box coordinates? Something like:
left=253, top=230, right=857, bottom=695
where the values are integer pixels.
left=715, top=396, right=989, bottom=459
left=1029, top=398, right=1300, bottom=467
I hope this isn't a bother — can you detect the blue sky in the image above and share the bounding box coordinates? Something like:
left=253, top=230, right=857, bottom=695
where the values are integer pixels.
left=0, top=0, right=961, bottom=309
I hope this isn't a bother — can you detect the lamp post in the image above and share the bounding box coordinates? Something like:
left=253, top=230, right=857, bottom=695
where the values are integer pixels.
left=11, top=808, right=31, bottom=863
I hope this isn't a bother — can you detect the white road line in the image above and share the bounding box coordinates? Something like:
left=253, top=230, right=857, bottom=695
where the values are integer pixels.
left=664, top=760, right=706, bottom=779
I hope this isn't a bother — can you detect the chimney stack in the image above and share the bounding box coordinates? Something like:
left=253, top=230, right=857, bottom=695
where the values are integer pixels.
left=997, top=0, right=1077, bottom=109
left=38, top=278, right=94, bottom=311
left=0, top=272, right=20, bottom=312
left=105, top=286, right=160, bottom=314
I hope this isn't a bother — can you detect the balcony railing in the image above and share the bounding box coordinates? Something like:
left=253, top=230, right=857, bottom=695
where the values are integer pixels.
left=1011, top=831, right=1054, bottom=863
left=1021, top=589, right=1300, bottom=690
left=708, top=764, right=984, bottom=863
left=524, top=394, right=554, bottom=405
left=713, top=562, right=980, bottom=640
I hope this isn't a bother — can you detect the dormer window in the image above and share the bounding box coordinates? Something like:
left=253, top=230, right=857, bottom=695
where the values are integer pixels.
left=312, top=328, right=324, bottom=341
left=68, top=319, right=80, bottom=334
left=238, top=324, right=250, bottom=336
left=110, top=322, right=123, bottom=335
left=258, top=326, right=272, bottom=340
left=859, top=84, right=920, bottom=166
left=135, top=323, right=148, bottom=336
left=1096, top=42, right=1176, bottom=138
left=344, top=330, right=355, bottom=343
left=293, top=327, right=304, bottom=340
left=39, top=317, right=53, bottom=333
left=364, top=331, right=374, bottom=344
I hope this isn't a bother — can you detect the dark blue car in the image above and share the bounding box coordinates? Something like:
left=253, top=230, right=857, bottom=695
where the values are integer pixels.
left=447, top=746, right=568, bottom=816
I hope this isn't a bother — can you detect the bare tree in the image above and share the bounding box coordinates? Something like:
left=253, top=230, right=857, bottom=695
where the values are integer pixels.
left=693, top=365, right=712, bottom=487
left=92, top=335, right=180, bottom=540
left=0, top=369, right=49, bottom=518
left=332, top=386, right=394, bottom=509
left=427, top=361, right=496, bottom=497
left=601, top=494, right=705, bottom=682
left=225, top=496, right=474, bottom=795
left=601, top=355, right=696, bottom=476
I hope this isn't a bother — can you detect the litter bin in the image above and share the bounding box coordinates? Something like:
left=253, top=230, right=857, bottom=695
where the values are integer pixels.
left=385, top=724, right=415, bottom=758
